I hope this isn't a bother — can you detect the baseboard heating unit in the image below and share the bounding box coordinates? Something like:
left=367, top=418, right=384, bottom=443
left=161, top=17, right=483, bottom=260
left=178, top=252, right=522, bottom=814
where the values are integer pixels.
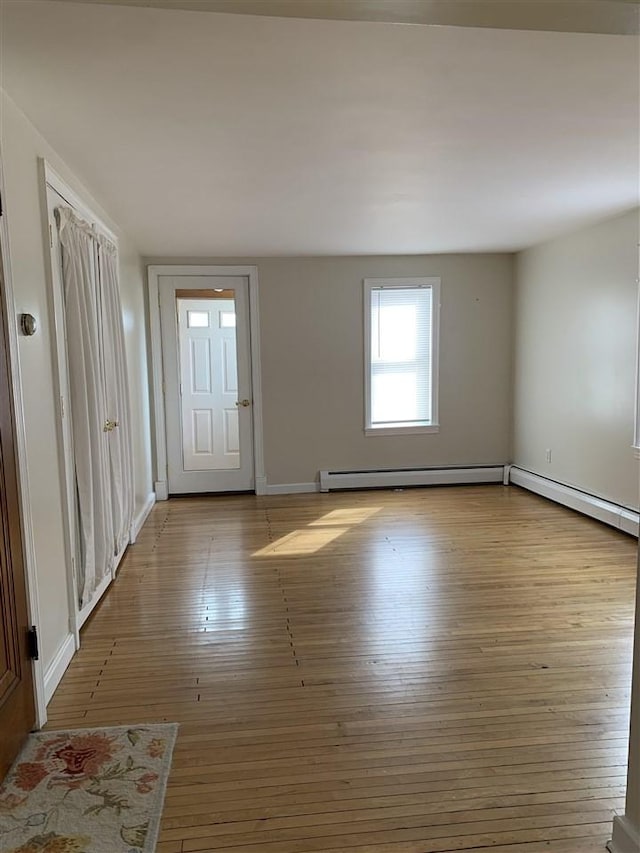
left=319, top=465, right=507, bottom=493
left=508, top=466, right=639, bottom=537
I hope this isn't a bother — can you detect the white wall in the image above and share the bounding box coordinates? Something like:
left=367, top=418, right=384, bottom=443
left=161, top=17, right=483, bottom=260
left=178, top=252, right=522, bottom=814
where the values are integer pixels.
left=0, top=90, right=153, bottom=674
left=147, top=254, right=514, bottom=486
left=513, top=208, right=639, bottom=510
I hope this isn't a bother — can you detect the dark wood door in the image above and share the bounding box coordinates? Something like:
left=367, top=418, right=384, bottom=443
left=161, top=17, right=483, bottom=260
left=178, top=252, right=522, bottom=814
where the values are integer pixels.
left=0, top=238, right=35, bottom=779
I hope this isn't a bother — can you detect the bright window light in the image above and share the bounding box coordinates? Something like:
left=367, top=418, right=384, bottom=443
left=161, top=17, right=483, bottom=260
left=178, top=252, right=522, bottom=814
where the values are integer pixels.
left=364, top=278, right=440, bottom=434
left=187, top=310, right=210, bottom=328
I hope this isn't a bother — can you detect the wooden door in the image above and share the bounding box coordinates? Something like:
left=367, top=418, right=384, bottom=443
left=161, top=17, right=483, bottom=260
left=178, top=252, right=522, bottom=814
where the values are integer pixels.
left=0, top=244, right=35, bottom=779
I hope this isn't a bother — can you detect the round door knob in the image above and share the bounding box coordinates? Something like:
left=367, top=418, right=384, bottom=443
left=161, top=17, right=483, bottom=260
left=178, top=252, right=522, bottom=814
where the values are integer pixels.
left=235, top=399, right=251, bottom=407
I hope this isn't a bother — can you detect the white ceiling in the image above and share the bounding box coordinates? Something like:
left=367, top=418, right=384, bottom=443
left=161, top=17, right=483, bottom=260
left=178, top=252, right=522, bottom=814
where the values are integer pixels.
left=1, top=0, right=638, bottom=256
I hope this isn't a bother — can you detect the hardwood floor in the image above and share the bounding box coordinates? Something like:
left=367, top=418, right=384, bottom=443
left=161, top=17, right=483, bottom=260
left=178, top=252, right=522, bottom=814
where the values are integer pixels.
left=46, top=485, right=637, bottom=853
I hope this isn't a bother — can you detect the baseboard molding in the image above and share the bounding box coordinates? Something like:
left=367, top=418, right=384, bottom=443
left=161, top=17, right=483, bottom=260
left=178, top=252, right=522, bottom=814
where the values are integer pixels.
left=154, top=480, right=168, bottom=501
left=130, top=491, right=156, bottom=544
left=608, top=815, right=640, bottom=853
left=255, top=476, right=268, bottom=496
left=76, top=570, right=112, bottom=630
left=44, top=633, right=75, bottom=705
left=320, top=465, right=506, bottom=493
left=266, top=482, right=320, bottom=495
left=509, top=467, right=639, bottom=537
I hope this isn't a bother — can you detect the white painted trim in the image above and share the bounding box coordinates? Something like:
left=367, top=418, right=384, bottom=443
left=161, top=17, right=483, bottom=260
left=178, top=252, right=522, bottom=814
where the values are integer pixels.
left=112, top=539, right=128, bottom=578
left=76, top=571, right=112, bottom=630
left=41, top=161, right=132, bottom=645
left=43, top=633, right=75, bottom=705
left=43, top=162, right=118, bottom=245
left=320, top=465, right=506, bottom=492
left=365, top=425, right=439, bottom=436
left=619, top=507, right=639, bottom=537
left=41, top=161, right=84, bottom=652
left=148, top=272, right=167, bottom=497
left=266, top=482, right=320, bottom=495
left=508, top=467, right=639, bottom=536
left=130, top=491, right=156, bottom=544
left=247, top=269, right=266, bottom=492
left=608, top=815, right=640, bottom=853
left=147, top=265, right=265, bottom=497
left=0, top=150, right=48, bottom=726
left=154, top=480, right=168, bottom=501
left=363, top=276, right=440, bottom=434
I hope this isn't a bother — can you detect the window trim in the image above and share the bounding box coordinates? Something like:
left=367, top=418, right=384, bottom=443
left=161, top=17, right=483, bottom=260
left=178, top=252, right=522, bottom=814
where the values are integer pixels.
left=363, top=277, right=440, bottom=436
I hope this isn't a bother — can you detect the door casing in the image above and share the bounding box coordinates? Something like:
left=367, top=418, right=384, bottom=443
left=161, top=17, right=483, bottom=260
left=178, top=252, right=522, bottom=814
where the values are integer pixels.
left=148, top=265, right=266, bottom=499
left=0, top=232, right=36, bottom=777
left=162, top=282, right=254, bottom=492
left=42, top=160, right=127, bottom=638
left=0, top=154, right=46, bottom=728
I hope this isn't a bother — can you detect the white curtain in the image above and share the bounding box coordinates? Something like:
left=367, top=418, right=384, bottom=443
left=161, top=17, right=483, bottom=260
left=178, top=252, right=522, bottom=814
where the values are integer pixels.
left=58, top=208, right=113, bottom=607
left=98, top=234, right=134, bottom=557
left=57, top=207, right=134, bottom=609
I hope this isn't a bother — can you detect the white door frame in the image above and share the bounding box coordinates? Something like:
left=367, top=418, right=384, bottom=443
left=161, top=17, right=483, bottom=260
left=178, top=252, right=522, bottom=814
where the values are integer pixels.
left=148, top=265, right=266, bottom=498
left=0, top=152, right=47, bottom=726
left=41, top=159, right=128, bottom=637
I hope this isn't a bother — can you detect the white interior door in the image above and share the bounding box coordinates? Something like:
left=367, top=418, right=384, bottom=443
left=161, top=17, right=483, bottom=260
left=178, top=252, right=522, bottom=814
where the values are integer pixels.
left=160, top=276, right=254, bottom=493
left=178, top=298, right=240, bottom=472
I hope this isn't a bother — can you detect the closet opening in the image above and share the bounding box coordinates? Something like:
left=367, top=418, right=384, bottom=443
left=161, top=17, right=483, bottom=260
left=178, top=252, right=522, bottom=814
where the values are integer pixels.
left=42, top=160, right=134, bottom=643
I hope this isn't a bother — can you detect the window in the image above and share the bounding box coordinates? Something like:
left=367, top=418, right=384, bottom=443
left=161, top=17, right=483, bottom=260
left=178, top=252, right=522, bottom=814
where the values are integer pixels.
left=220, top=311, right=236, bottom=328
left=187, top=310, right=210, bottom=328
left=364, top=277, right=440, bottom=435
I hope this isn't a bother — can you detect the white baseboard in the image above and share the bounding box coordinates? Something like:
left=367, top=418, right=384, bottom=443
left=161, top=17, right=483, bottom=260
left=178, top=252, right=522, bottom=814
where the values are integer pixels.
left=608, top=815, right=640, bottom=853
left=255, top=475, right=268, bottom=496
left=130, top=491, right=156, bottom=544
left=76, top=570, right=112, bottom=630
left=44, top=633, right=75, bottom=704
left=320, top=465, right=506, bottom=493
left=266, top=482, right=320, bottom=495
left=509, top=467, right=639, bottom=537
left=154, top=480, right=168, bottom=501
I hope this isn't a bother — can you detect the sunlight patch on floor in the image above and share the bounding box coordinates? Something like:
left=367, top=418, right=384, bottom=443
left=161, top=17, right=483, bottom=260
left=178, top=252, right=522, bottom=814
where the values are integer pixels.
left=253, top=527, right=348, bottom=556
left=309, top=507, right=382, bottom=526
left=253, top=505, right=382, bottom=556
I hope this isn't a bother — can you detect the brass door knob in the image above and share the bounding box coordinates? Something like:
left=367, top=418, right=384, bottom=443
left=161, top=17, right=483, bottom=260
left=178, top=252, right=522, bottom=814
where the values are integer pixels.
left=235, top=399, right=251, bottom=408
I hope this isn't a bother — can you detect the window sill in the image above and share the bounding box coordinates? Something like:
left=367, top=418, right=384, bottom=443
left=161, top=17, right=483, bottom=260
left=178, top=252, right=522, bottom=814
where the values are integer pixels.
left=365, top=425, right=440, bottom=437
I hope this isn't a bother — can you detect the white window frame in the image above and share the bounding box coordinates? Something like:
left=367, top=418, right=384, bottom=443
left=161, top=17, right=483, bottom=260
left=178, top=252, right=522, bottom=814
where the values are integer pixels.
left=363, top=277, right=440, bottom=437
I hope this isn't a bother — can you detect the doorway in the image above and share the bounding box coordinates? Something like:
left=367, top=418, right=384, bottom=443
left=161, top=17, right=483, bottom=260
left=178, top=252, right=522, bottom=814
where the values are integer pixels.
left=149, top=266, right=265, bottom=497
left=0, top=227, right=36, bottom=777
left=44, top=164, right=135, bottom=632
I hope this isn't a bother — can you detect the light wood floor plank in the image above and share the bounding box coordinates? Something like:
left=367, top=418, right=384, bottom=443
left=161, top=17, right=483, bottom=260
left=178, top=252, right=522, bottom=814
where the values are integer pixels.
left=46, top=485, right=637, bottom=852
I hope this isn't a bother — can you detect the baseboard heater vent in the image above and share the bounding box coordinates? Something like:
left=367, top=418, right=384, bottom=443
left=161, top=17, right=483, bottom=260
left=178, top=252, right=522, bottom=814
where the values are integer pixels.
left=319, top=465, right=507, bottom=493
left=509, top=466, right=639, bottom=537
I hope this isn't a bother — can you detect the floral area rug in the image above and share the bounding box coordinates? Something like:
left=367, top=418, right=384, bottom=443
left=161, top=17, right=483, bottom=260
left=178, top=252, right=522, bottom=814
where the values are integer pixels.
left=0, top=723, right=178, bottom=853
